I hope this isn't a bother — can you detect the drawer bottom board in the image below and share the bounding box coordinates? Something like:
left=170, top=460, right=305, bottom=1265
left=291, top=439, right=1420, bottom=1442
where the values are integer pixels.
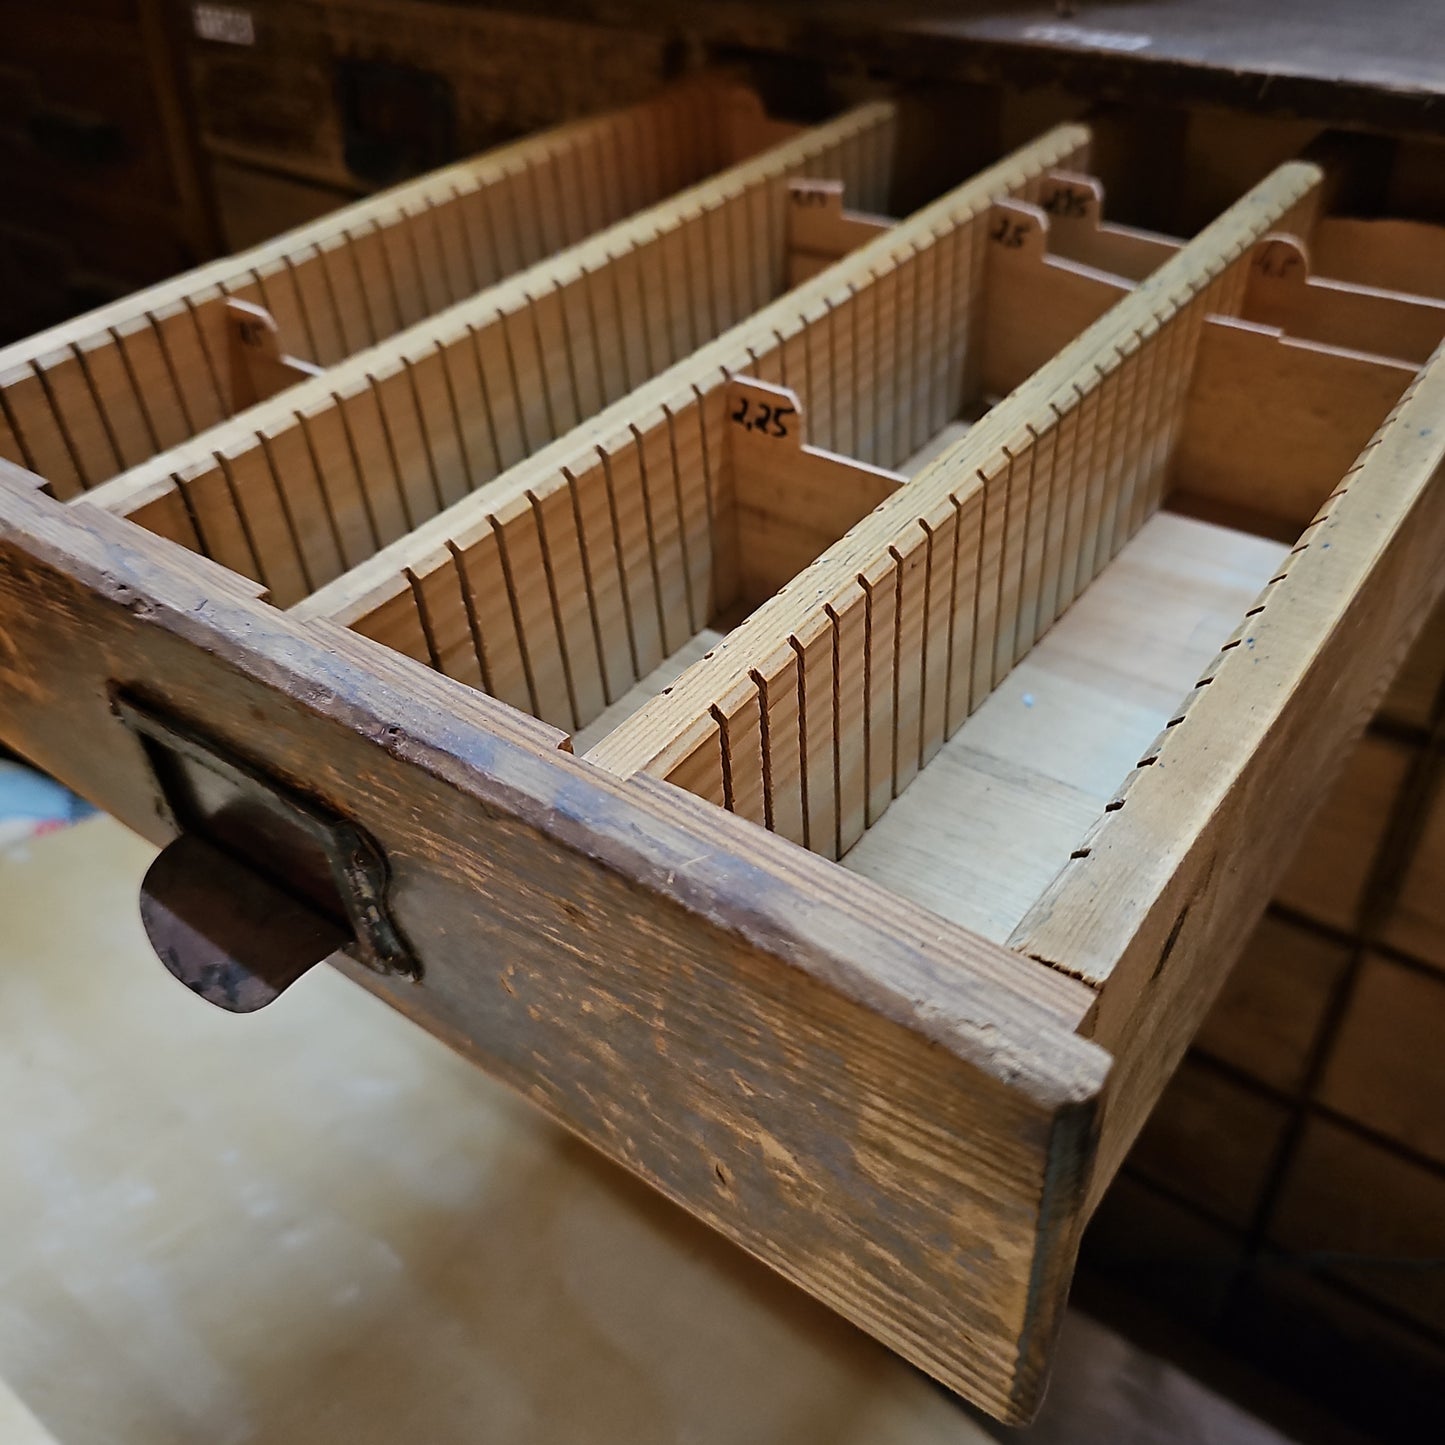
left=843, top=510, right=1290, bottom=943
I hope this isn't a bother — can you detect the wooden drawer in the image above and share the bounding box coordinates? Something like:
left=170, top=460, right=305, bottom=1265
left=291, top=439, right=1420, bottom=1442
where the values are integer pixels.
left=3, top=110, right=1445, bottom=1426
left=0, top=75, right=816, bottom=499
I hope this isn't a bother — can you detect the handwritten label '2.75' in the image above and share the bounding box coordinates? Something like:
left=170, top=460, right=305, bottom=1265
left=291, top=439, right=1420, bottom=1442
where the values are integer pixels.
left=730, top=395, right=795, bottom=439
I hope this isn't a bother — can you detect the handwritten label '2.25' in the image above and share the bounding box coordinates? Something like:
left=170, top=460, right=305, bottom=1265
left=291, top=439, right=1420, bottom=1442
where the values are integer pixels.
left=730, top=395, right=795, bottom=438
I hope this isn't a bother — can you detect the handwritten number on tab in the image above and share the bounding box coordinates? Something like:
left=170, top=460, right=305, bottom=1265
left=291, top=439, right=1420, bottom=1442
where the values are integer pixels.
left=1042, top=187, right=1089, bottom=219
left=731, top=395, right=794, bottom=438
left=990, top=215, right=1028, bottom=249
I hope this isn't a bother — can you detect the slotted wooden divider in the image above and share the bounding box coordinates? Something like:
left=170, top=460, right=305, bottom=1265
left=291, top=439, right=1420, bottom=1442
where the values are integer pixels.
left=0, top=76, right=786, bottom=502
left=1037, top=170, right=1445, bottom=367
left=583, top=163, right=1322, bottom=819
left=286, top=123, right=1098, bottom=736
left=79, top=97, right=903, bottom=606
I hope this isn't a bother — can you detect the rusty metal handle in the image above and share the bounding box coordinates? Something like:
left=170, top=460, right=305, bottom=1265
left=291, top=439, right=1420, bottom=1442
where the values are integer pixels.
left=118, top=691, right=419, bottom=1012
left=141, top=834, right=349, bottom=1012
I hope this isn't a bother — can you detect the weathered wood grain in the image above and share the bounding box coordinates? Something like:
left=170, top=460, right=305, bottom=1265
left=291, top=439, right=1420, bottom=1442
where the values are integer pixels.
left=0, top=466, right=1105, bottom=1424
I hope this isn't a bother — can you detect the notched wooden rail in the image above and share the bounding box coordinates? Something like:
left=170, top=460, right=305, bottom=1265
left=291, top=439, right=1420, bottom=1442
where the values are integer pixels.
left=79, top=100, right=901, bottom=608
left=0, top=78, right=794, bottom=501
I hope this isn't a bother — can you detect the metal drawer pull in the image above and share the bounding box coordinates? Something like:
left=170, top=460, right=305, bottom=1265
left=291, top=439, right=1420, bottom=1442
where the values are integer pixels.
left=116, top=693, right=419, bottom=1011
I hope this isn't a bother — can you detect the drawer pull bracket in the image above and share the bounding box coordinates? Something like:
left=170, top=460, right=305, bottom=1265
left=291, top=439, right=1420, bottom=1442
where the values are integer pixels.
left=115, top=692, right=420, bottom=1011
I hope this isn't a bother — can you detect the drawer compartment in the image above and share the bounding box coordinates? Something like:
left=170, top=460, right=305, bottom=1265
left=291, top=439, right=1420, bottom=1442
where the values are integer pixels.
left=0, top=76, right=826, bottom=499
left=3, top=135, right=1445, bottom=1429
left=1041, top=168, right=1445, bottom=370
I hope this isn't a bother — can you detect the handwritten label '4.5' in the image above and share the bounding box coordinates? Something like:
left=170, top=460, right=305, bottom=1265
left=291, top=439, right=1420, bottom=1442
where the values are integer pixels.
left=730, top=395, right=795, bottom=439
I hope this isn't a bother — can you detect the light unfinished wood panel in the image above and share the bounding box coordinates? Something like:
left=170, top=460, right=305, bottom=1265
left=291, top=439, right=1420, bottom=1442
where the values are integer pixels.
left=1037, top=170, right=1182, bottom=283
left=1194, top=913, right=1351, bottom=1095
left=1170, top=316, right=1418, bottom=533
left=842, top=512, right=1286, bottom=943
left=784, top=177, right=891, bottom=286
left=1310, top=216, right=1445, bottom=301
left=1274, top=733, right=1414, bottom=934
left=1319, top=954, right=1445, bottom=1166
left=729, top=378, right=905, bottom=605
left=978, top=198, right=1132, bottom=397
left=1245, top=234, right=1445, bottom=365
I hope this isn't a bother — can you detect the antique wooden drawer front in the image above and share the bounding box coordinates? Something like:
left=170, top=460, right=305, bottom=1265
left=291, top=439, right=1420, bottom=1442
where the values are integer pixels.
left=4, top=104, right=1445, bottom=1426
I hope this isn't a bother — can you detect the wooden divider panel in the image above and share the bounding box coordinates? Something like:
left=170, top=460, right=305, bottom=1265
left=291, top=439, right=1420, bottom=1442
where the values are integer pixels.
left=288, top=124, right=1096, bottom=737
left=0, top=78, right=768, bottom=501
left=978, top=199, right=1133, bottom=397
left=1244, top=234, right=1445, bottom=364
left=1172, top=314, right=1419, bottom=528
left=85, top=100, right=902, bottom=607
left=728, top=377, right=905, bottom=601
left=1037, top=171, right=1183, bottom=283
left=1308, top=216, right=1445, bottom=300
left=786, top=178, right=892, bottom=285
left=587, top=163, right=1323, bottom=856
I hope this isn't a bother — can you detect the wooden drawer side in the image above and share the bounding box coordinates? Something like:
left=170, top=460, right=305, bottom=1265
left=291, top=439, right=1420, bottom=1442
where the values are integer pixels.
left=1012, top=342, right=1445, bottom=1196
